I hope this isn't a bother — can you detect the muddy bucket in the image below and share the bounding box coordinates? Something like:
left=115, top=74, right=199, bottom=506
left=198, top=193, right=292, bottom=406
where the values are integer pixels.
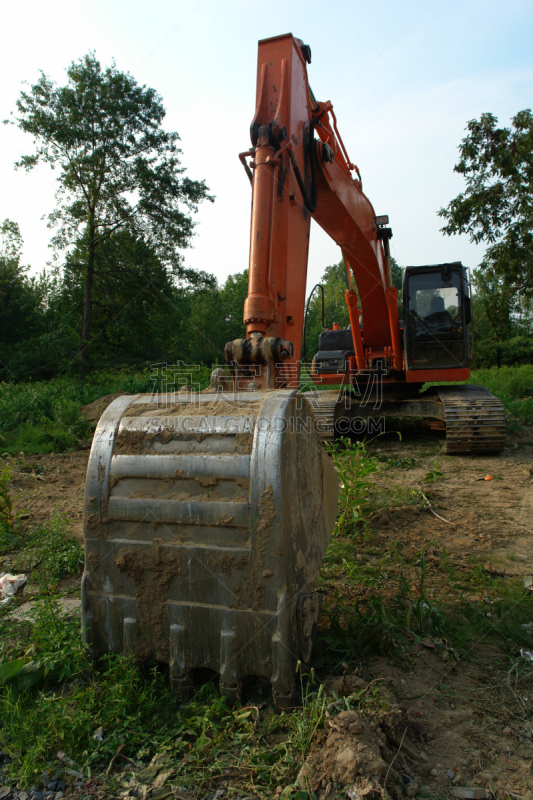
left=81, top=389, right=338, bottom=705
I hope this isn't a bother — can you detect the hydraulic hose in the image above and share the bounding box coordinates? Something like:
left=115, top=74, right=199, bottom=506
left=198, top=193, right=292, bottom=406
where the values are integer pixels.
left=302, top=282, right=325, bottom=371
left=288, top=117, right=319, bottom=214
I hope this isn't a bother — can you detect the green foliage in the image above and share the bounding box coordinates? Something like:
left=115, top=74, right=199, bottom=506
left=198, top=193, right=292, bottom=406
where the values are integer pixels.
left=471, top=333, right=533, bottom=370
left=2, top=512, right=82, bottom=580
left=9, top=52, right=213, bottom=377
left=468, top=364, right=533, bottom=424
left=0, top=220, right=44, bottom=350
left=0, top=461, right=21, bottom=534
left=377, top=454, right=416, bottom=469
left=26, top=514, right=84, bottom=581
left=423, top=460, right=443, bottom=483
left=0, top=599, right=327, bottom=792
left=440, top=109, right=533, bottom=339
left=0, top=367, right=216, bottom=455
left=325, top=437, right=379, bottom=536
left=0, top=380, right=92, bottom=454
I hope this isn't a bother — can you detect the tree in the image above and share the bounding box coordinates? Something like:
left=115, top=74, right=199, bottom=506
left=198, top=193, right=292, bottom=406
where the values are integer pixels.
left=0, top=220, right=23, bottom=348
left=0, top=220, right=45, bottom=352
left=9, top=53, right=213, bottom=376
left=439, top=110, right=533, bottom=336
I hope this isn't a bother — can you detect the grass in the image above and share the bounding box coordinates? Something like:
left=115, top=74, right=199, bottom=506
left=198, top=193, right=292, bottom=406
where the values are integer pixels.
left=325, top=437, right=379, bottom=536
left=1, top=509, right=83, bottom=581
left=0, top=366, right=532, bottom=796
left=469, top=364, right=533, bottom=424
left=0, top=597, right=328, bottom=795
left=0, top=364, right=530, bottom=457
left=0, top=366, right=213, bottom=455
left=315, top=437, right=533, bottom=676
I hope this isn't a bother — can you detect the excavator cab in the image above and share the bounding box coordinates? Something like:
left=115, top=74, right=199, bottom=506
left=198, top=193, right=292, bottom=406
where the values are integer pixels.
left=403, top=262, right=472, bottom=372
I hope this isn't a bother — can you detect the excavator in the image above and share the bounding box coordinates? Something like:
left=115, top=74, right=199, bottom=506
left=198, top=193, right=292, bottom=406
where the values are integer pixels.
left=82, top=34, right=505, bottom=706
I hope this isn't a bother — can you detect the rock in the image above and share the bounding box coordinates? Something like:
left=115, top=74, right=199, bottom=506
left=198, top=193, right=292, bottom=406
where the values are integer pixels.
left=406, top=783, right=418, bottom=798
left=31, top=793, right=44, bottom=800
left=450, top=790, right=489, bottom=799
left=0, top=789, right=13, bottom=800
left=45, top=783, right=65, bottom=794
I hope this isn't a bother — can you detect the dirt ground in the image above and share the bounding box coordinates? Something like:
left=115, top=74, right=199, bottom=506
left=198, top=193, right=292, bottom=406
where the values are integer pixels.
left=4, top=403, right=533, bottom=799
left=312, top=423, right=533, bottom=799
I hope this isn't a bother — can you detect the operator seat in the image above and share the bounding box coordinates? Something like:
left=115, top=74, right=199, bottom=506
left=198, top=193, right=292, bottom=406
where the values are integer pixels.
left=424, top=295, right=453, bottom=330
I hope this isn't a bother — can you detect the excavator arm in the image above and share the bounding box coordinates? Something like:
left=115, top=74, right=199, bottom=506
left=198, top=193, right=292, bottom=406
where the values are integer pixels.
left=225, top=33, right=402, bottom=390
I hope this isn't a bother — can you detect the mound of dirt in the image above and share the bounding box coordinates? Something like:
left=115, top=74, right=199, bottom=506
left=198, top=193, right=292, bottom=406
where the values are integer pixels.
left=81, top=392, right=128, bottom=422
left=299, top=683, right=425, bottom=799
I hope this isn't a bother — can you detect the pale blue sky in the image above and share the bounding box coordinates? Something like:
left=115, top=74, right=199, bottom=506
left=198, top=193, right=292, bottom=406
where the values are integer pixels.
left=1, top=0, right=532, bottom=291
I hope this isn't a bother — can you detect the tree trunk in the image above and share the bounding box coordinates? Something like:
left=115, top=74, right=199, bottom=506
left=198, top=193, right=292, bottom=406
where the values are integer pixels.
left=79, top=215, right=96, bottom=381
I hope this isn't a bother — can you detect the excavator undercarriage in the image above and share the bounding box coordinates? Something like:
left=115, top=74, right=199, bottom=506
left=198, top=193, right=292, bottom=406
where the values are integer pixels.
left=308, top=384, right=506, bottom=454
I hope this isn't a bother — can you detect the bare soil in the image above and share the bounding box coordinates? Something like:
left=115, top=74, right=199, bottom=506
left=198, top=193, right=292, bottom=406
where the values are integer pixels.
left=314, top=423, right=533, bottom=799
left=10, top=451, right=89, bottom=542
left=4, top=402, right=533, bottom=799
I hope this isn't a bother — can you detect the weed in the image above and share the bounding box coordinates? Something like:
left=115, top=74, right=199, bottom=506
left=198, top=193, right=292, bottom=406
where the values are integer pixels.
left=29, top=514, right=84, bottom=581
left=0, top=367, right=213, bottom=456
left=469, top=564, right=493, bottom=587
left=0, top=462, right=24, bottom=554
left=6, top=514, right=83, bottom=581
left=400, top=556, right=442, bottom=636
left=325, top=437, right=379, bottom=536
left=0, top=461, right=21, bottom=531
left=371, top=485, right=420, bottom=511
left=423, top=460, right=444, bottom=483
left=379, top=455, right=417, bottom=470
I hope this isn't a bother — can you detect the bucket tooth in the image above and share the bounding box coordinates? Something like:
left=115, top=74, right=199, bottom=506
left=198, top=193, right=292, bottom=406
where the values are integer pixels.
left=169, top=622, right=190, bottom=695
left=219, top=628, right=238, bottom=702
left=270, top=591, right=295, bottom=699
left=123, top=617, right=137, bottom=655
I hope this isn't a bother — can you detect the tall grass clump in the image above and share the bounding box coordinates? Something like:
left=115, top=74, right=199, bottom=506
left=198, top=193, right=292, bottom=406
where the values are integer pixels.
left=0, top=366, right=213, bottom=455
left=325, top=437, right=379, bottom=536
left=468, top=364, right=533, bottom=424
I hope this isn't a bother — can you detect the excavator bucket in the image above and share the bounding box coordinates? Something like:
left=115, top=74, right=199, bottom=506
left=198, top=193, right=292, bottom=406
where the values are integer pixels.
left=81, top=390, right=339, bottom=705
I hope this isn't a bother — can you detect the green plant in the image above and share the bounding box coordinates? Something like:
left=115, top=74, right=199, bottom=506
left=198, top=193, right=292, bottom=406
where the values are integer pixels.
left=0, top=368, right=214, bottom=456
left=0, top=461, right=24, bottom=554
left=28, top=514, right=84, bottom=580
left=400, top=556, right=442, bottom=636
left=423, top=460, right=443, bottom=483
left=379, top=454, right=417, bottom=469
left=325, top=437, right=379, bottom=536
left=0, top=461, right=20, bottom=531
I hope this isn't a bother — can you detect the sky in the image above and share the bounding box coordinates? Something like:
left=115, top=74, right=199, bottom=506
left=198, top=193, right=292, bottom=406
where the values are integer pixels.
left=1, top=0, right=533, bottom=294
